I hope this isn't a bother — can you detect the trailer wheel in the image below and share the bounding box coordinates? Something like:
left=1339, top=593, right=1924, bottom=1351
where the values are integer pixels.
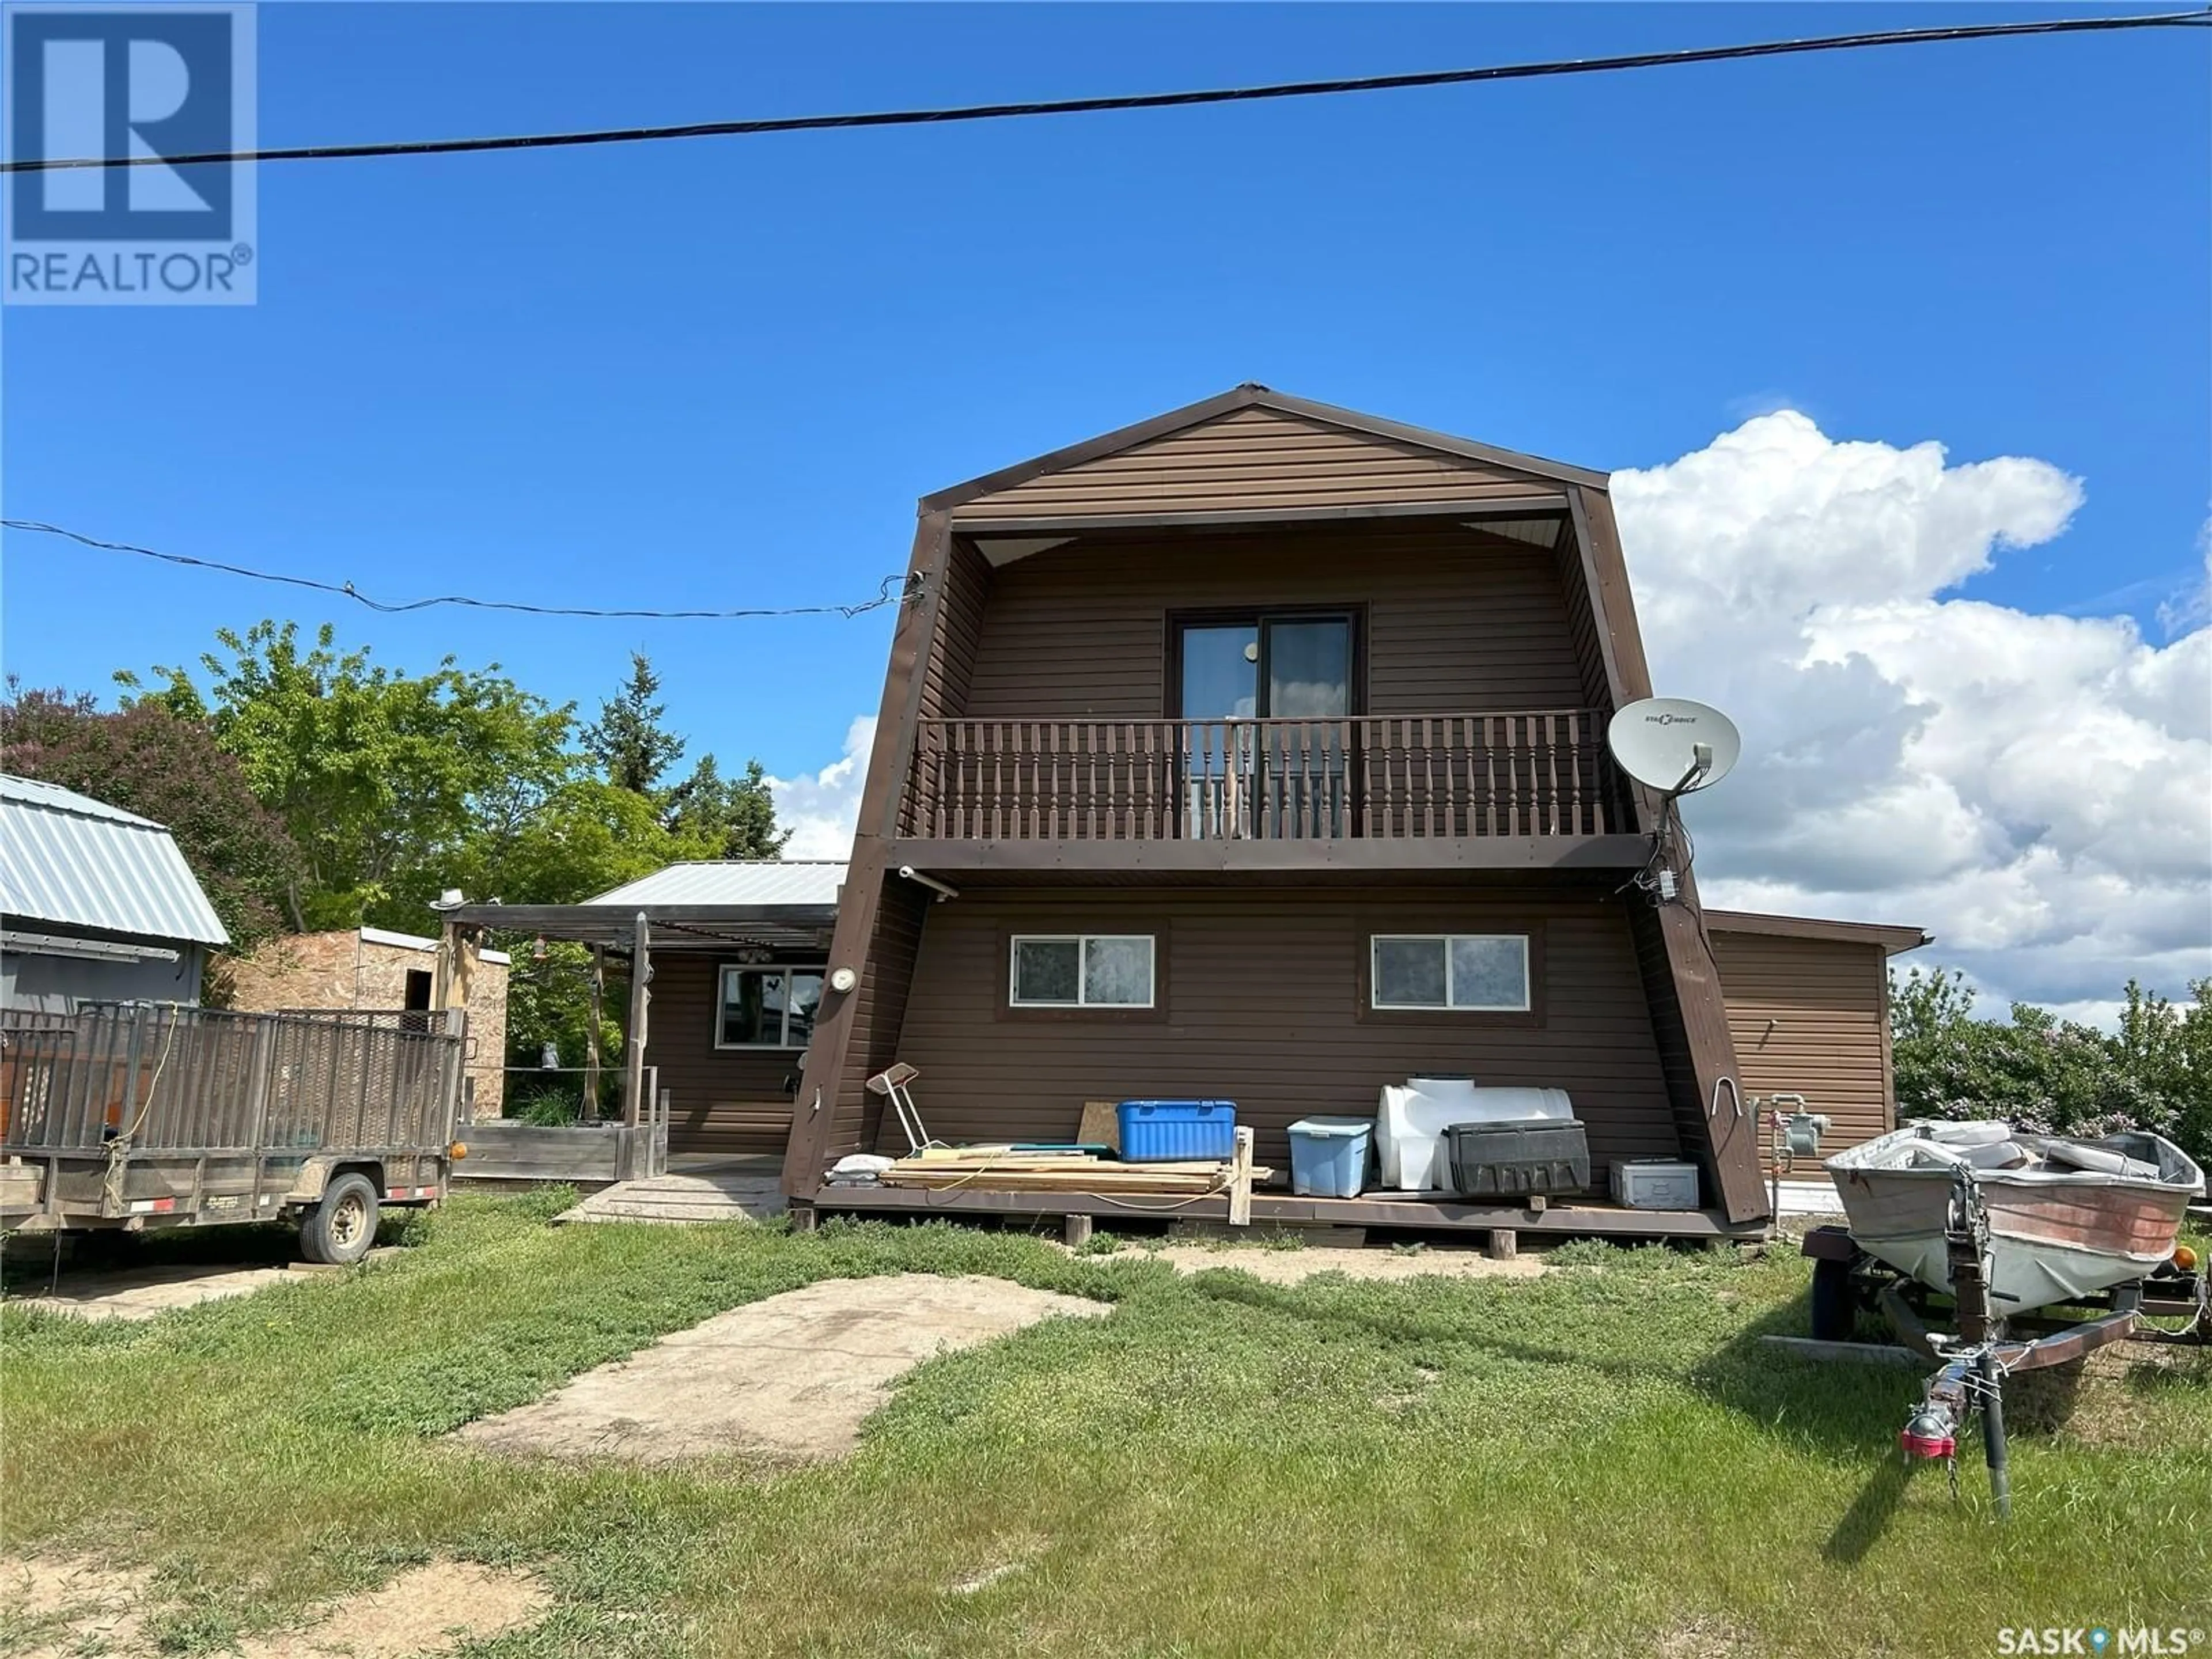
left=1809, top=1257, right=1858, bottom=1342
left=301, top=1173, right=380, bottom=1266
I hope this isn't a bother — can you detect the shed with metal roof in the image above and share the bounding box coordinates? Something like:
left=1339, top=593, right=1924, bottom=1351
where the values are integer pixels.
left=1, top=774, right=228, bottom=1012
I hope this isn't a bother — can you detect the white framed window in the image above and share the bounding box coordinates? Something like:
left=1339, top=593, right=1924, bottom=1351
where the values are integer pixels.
left=1009, top=934, right=1155, bottom=1009
left=717, top=965, right=825, bottom=1049
left=1370, top=934, right=1530, bottom=1012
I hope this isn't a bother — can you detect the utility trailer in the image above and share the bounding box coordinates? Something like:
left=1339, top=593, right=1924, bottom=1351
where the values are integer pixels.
left=1, top=1001, right=468, bottom=1265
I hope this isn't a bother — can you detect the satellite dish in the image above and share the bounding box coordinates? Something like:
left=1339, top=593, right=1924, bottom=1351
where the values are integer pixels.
left=1607, top=698, right=1741, bottom=797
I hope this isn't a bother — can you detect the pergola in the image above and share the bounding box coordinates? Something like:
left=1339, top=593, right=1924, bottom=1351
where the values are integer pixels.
left=437, top=899, right=838, bottom=1132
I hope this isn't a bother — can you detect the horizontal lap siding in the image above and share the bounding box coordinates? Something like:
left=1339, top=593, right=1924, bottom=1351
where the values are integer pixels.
left=643, top=955, right=804, bottom=1154
left=963, top=527, right=1585, bottom=719
left=1713, top=932, right=1893, bottom=1158
left=924, top=537, right=992, bottom=723
left=888, top=890, right=1677, bottom=1185
left=952, top=407, right=1554, bottom=520
left=827, top=877, right=930, bottom=1159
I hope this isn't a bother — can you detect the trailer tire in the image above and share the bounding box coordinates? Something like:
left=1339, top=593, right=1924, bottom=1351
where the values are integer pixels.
left=1809, top=1256, right=1857, bottom=1342
left=301, top=1173, right=380, bottom=1266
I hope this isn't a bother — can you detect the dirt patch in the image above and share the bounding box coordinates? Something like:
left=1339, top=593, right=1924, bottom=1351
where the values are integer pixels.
left=234, top=1560, right=550, bottom=1659
left=1652, top=1616, right=1759, bottom=1657
left=1, top=1554, right=151, bottom=1658
left=1125, top=1244, right=1547, bottom=1286
left=2, top=1251, right=399, bottom=1323
left=456, top=1272, right=1109, bottom=1464
left=0, top=1555, right=546, bottom=1659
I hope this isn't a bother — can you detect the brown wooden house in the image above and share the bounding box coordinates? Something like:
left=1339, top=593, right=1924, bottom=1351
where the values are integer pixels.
left=778, top=385, right=1925, bottom=1236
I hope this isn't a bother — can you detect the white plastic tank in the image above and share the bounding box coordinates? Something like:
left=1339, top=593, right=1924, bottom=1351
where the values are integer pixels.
left=1377, top=1079, right=1574, bottom=1191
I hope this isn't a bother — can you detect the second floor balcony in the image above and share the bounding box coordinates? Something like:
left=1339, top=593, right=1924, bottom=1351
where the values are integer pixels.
left=896, top=710, right=1646, bottom=869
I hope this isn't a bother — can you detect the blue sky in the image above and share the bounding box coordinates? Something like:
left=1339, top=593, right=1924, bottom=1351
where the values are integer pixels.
left=4, top=1, right=2207, bottom=796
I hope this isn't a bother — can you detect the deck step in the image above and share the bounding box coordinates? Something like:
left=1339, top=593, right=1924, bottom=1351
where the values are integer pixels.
left=555, top=1172, right=789, bottom=1227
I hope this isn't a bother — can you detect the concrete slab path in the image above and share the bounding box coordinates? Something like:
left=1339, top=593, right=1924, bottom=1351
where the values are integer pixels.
left=456, top=1272, right=1108, bottom=1464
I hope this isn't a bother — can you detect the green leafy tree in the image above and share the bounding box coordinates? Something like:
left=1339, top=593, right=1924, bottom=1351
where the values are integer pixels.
left=121, top=621, right=575, bottom=930
left=1890, top=965, right=2212, bottom=1166
left=585, top=652, right=685, bottom=796
left=107, top=623, right=794, bottom=1096
left=0, top=681, right=305, bottom=953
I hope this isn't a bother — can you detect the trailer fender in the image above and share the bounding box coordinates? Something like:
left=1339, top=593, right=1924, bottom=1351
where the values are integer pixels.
left=283, top=1157, right=385, bottom=1206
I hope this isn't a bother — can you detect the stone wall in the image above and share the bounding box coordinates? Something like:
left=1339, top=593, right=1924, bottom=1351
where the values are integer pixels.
left=226, top=929, right=509, bottom=1113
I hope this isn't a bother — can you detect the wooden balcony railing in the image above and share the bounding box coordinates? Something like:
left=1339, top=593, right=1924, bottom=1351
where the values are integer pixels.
left=901, top=711, right=1636, bottom=841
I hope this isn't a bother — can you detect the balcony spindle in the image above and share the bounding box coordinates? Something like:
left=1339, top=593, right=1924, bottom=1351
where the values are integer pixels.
left=910, top=710, right=1613, bottom=848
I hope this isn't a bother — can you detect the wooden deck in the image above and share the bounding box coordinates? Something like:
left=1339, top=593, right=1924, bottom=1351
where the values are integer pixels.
left=555, top=1156, right=787, bottom=1226
left=810, top=1183, right=1766, bottom=1240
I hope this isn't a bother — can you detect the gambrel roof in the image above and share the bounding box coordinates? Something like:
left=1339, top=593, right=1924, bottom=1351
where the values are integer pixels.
left=924, top=384, right=1607, bottom=529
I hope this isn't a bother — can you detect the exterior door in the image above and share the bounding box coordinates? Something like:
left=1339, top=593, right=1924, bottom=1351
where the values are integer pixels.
left=1176, top=615, right=1353, bottom=836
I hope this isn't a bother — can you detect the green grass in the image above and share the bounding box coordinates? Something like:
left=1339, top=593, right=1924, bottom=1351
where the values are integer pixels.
left=3, top=1199, right=2207, bottom=1658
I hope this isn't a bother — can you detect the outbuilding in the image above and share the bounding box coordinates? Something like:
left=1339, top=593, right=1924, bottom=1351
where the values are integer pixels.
left=0, top=774, right=228, bottom=1012
left=225, top=926, right=512, bottom=1115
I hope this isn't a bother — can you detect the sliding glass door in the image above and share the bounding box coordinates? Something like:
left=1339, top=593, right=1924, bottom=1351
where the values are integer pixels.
left=1176, top=613, right=1354, bottom=836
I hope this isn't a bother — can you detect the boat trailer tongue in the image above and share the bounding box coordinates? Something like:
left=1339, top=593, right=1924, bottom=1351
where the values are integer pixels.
left=1886, top=1164, right=2170, bottom=1519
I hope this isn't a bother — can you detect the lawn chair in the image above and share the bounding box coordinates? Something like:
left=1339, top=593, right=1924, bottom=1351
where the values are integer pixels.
left=866, top=1062, right=937, bottom=1156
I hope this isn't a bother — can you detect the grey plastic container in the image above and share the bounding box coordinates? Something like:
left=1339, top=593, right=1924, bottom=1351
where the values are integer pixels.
left=1443, top=1119, right=1592, bottom=1199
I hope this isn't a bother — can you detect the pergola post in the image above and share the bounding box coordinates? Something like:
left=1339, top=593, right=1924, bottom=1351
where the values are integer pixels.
left=622, top=912, right=650, bottom=1131
left=434, top=918, right=476, bottom=1013
left=584, top=945, right=604, bottom=1119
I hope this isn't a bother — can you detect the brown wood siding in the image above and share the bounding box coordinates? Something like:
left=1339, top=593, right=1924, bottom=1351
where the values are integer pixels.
left=643, top=955, right=806, bottom=1155
left=922, top=536, right=992, bottom=724
left=884, top=889, right=1679, bottom=1186
left=1714, top=931, right=1894, bottom=1158
left=1552, top=536, right=1615, bottom=715
left=1626, top=902, right=1705, bottom=1173
left=961, top=527, right=1586, bottom=721
left=951, top=406, right=1558, bottom=522
left=824, top=874, right=930, bottom=1160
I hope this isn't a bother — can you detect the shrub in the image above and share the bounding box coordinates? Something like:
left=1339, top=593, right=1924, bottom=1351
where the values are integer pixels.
left=1891, top=968, right=2212, bottom=1168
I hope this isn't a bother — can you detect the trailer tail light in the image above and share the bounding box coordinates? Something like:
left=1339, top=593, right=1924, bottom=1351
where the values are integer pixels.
left=1900, top=1406, right=1956, bottom=1460
left=2172, top=1244, right=2199, bottom=1273
left=448, top=1142, right=468, bottom=1160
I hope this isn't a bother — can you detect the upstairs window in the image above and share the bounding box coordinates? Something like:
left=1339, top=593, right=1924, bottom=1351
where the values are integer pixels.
left=1370, top=934, right=1531, bottom=1012
left=1009, top=935, right=1155, bottom=1009
left=718, top=965, right=825, bottom=1049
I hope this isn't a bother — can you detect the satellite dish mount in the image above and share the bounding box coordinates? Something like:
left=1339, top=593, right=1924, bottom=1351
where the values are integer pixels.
left=1605, top=699, right=1743, bottom=903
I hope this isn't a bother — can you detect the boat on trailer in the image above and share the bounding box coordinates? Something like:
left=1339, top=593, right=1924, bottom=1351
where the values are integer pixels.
left=1827, top=1120, right=2204, bottom=1315
left=1802, top=1120, right=2205, bottom=1516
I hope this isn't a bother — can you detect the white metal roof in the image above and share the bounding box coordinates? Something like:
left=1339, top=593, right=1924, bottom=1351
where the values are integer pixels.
left=358, top=925, right=511, bottom=966
left=586, top=861, right=847, bottom=910
left=0, top=774, right=230, bottom=946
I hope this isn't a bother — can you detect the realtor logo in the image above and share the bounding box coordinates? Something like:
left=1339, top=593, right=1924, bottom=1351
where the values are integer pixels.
left=5, top=3, right=256, bottom=303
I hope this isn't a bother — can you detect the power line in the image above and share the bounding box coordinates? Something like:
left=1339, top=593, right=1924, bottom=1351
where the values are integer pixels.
left=0, top=518, right=915, bottom=621
left=5, top=10, right=2203, bottom=174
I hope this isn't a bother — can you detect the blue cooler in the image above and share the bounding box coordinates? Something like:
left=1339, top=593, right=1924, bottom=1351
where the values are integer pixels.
left=1118, top=1100, right=1237, bottom=1162
left=1287, top=1116, right=1374, bottom=1198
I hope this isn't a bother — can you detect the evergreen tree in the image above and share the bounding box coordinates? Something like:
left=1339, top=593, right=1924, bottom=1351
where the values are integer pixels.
left=665, top=753, right=790, bottom=859
left=584, top=652, right=685, bottom=796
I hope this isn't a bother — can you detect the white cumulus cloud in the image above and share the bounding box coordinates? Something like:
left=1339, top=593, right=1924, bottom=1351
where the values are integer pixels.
left=1614, top=411, right=2212, bottom=1014
left=766, top=714, right=874, bottom=860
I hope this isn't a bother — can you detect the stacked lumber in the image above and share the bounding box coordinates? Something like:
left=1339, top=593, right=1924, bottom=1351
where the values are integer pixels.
left=877, top=1152, right=1272, bottom=1195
